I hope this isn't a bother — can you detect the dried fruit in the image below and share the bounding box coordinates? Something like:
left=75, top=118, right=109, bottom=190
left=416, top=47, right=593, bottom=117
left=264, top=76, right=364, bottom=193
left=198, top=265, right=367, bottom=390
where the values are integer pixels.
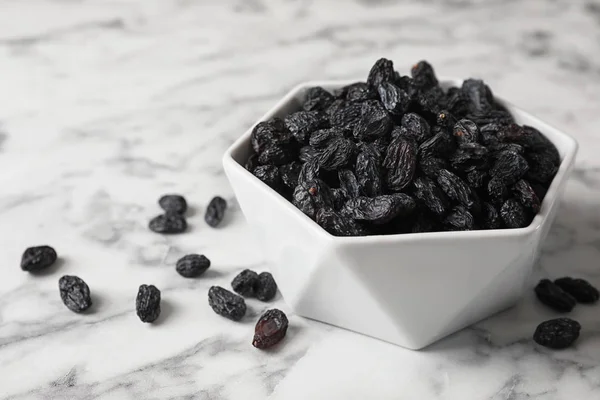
left=158, top=194, right=187, bottom=214
left=252, top=309, right=289, bottom=349
left=383, top=136, right=417, bottom=191
left=356, top=144, right=383, bottom=197
left=367, top=58, right=395, bottom=89
left=411, top=60, right=438, bottom=89
left=444, top=205, right=475, bottom=231
left=343, top=82, right=374, bottom=103
left=258, top=144, right=295, bottom=166
left=419, top=156, right=448, bottom=179
left=343, top=194, right=415, bottom=224
left=293, top=179, right=334, bottom=220
left=419, top=129, right=455, bottom=158
left=317, top=137, right=355, bottom=171
left=500, top=199, right=530, bottom=228
left=338, top=169, right=361, bottom=199
left=534, top=279, right=576, bottom=312
left=397, top=113, right=431, bottom=144
left=412, top=177, right=450, bottom=216
left=254, top=165, right=283, bottom=190
left=482, top=202, right=502, bottom=229
left=149, top=213, right=187, bottom=234
left=136, top=284, right=161, bottom=323
left=21, top=245, right=57, bottom=272
left=245, top=153, right=259, bottom=172
left=284, top=111, right=326, bottom=144
left=436, top=169, right=475, bottom=209
left=533, top=318, right=580, bottom=349
left=377, top=82, right=409, bottom=116
left=316, top=208, right=365, bottom=236
left=59, top=275, right=92, bottom=313
left=554, top=277, right=599, bottom=304
left=250, top=118, right=292, bottom=155
left=512, top=179, right=541, bottom=213
left=329, top=103, right=362, bottom=130
left=279, top=162, right=302, bottom=189
left=353, top=100, right=392, bottom=141
left=255, top=272, right=278, bottom=301
left=176, top=254, right=211, bottom=278
left=461, top=79, right=494, bottom=113
left=231, top=269, right=259, bottom=297
left=490, top=150, right=529, bottom=185
left=208, top=286, right=246, bottom=321
left=453, top=119, right=479, bottom=145
left=303, top=87, right=334, bottom=112
left=205, top=196, right=227, bottom=228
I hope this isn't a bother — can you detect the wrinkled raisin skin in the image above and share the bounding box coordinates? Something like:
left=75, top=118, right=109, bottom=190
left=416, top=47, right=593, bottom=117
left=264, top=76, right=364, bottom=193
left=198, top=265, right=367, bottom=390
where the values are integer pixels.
left=136, top=284, right=161, bottom=323
left=534, top=279, right=576, bottom=312
left=21, top=245, right=57, bottom=272
left=176, top=254, right=211, bottom=278
left=158, top=194, right=187, bottom=214
left=554, top=277, right=599, bottom=304
left=533, top=318, right=580, bottom=349
left=252, top=309, right=289, bottom=349
left=205, top=196, right=227, bottom=228
left=255, top=272, right=278, bottom=301
left=208, top=286, right=247, bottom=321
left=149, top=213, right=187, bottom=234
left=59, top=275, right=92, bottom=313
left=231, top=269, right=259, bottom=297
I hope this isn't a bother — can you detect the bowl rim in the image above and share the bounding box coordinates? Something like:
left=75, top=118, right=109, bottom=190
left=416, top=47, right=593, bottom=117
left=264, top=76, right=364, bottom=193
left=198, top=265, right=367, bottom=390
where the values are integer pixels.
left=223, top=78, right=579, bottom=243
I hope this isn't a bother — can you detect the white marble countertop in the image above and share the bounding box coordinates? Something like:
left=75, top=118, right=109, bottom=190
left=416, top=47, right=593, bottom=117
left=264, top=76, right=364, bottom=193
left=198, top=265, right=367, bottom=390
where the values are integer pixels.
left=1, top=0, right=600, bottom=398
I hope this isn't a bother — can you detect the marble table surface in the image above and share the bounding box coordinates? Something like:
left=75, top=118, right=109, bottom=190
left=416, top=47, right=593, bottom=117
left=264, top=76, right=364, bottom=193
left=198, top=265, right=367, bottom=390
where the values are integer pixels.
left=1, top=0, right=600, bottom=398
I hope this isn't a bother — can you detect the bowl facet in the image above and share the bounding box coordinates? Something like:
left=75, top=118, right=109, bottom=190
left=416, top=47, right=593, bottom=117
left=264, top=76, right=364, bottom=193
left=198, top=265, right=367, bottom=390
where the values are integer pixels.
left=223, top=79, right=578, bottom=349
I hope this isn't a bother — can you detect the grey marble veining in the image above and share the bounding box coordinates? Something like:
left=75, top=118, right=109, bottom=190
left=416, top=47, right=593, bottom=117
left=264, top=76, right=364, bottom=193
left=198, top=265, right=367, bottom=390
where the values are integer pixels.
left=1, top=0, right=600, bottom=398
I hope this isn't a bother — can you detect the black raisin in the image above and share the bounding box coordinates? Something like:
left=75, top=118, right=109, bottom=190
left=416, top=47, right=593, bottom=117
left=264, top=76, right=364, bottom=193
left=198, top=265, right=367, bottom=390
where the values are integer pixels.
left=252, top=309, right=289, bottom=349
left=309, top=128, right=344, bottom=148
left=250, top=118, right=292, bottom=155
left=284, top=111, right=326, bottom=144
left=343, top=194, right=416, bottom=225
left=453, top=119, right=479, bottom=145
left=136, top=284, right=161, bottom=323
left=554, top=277, right=599, bottom=304
left=356, top=144, right=383, bottom=197
left=466, top=169, right=488, bottom=189
left=377, top=82, right=409, bottom=116
left=526, top=149, right=559, bottom=184
left=533, top=318, right=580, bottom=349
left=279, top=162, right=302, bottom=189
left=436, top=110, right=458, bottom=130
left=343, top=82, right=375, bottom=103
left=254, top=165, right=283, bottom=190
left=482, top=202, right=502, bottom=229
left=255, top=272, right=278, bottom=301
left=159, top=194, right=187, bottom=214
left=411, top=60, right=438, bottom=89
left=205, top=196, right=227, bottom=228
left=245, top=153, right=259, bottom=172
left=449, top=143, right=489, bottom=171
left=418, top=156, right=449, bottom=179
left=353, top=100, right=392, bottom=141
left=396, top=113, right=431, bottom=144
left=258, top=144, right=296, bottom=166
left=490, top=150, right=529, bottom=185
left=292, top=179, right=334, bottom=220
left=444, top=205, right=475, bottom=231
left=149, top=213, right=187, bottom=234
left=436, top=169, right=476, bottom=209
left=299, top=145, right=318, bottom=163
left=418, top=129, right=455, bottom=158
left=317, top=137, right=355, bottom=171
left=231, top=269, right=259, bottom=297
left=303, top=87, right=334, bottom=112
left=176, top=254, right=211, bottom=278
left=412, top=176, right=450, bottom=216
left=500, top=198, right=530, bottom=228
left=316, top=208, right=366, bottom=236
left=512, top=179, right=541, bottom=213
left=461, top=79, right=494, bottom=113
left=534, top=279, right=576, bottom=312
left=208, top=286, right=246, bottom=321
left=338, top=169, right=361, bottom=198
left=59, top=275, right=92, bottom=313
left=487, top=178, right=509, bottom=205
left=21, top=245, right=57, bottom=272
left=367, top=58, right=395, bottom=89
left=328, top=103, right=363, bottom=130
left=383, top=136, right=417, bottom=191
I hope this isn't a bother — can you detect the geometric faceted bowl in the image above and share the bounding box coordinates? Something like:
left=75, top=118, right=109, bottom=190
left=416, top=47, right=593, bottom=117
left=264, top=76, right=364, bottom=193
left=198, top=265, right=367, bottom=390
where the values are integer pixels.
left=223, top=79, right=578, bottom=350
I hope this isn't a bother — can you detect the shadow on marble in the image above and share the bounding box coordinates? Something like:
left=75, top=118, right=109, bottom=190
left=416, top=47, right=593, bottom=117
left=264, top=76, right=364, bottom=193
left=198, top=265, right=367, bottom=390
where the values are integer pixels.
left=29, top=257, right=65, bottom=277
left=153, top=299, right=173, bottom=326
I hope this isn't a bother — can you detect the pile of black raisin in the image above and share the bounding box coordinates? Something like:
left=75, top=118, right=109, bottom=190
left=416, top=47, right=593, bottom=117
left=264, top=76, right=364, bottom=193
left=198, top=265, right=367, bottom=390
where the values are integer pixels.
left=246, top=58, right=560, bottom=236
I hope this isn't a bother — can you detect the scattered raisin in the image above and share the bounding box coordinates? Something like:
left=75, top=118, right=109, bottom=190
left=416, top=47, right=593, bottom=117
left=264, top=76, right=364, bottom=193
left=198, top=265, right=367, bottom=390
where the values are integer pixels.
left=59, top=275, right=92, bottom=313
left=205, top=196, right=227, bottom=228
left=21, top=245, right=57, bottom=272
left=136, top=284, right=161, bottom=323
left=554, top=277, right=599, bottom=304
left=232, top=269, right=259, bottom=297
left=149, top=213, right=187, bottom=234
left=176, top=254, right=211, bottom=278
left=158, top=194, right=187, bottom=214
left=533, top=318, right=580, bottom=349
left=534, top=279, right=576, bottom=312
left=252, top=309, right=289, bottom=349
left=208, top=286, right=246, bottom=321
left=255, top=272, right=278, bottom=301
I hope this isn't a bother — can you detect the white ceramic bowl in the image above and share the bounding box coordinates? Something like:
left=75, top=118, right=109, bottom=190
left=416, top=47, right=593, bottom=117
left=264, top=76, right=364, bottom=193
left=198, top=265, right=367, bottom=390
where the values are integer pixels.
left=223, top=79, right=578, bottom=350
